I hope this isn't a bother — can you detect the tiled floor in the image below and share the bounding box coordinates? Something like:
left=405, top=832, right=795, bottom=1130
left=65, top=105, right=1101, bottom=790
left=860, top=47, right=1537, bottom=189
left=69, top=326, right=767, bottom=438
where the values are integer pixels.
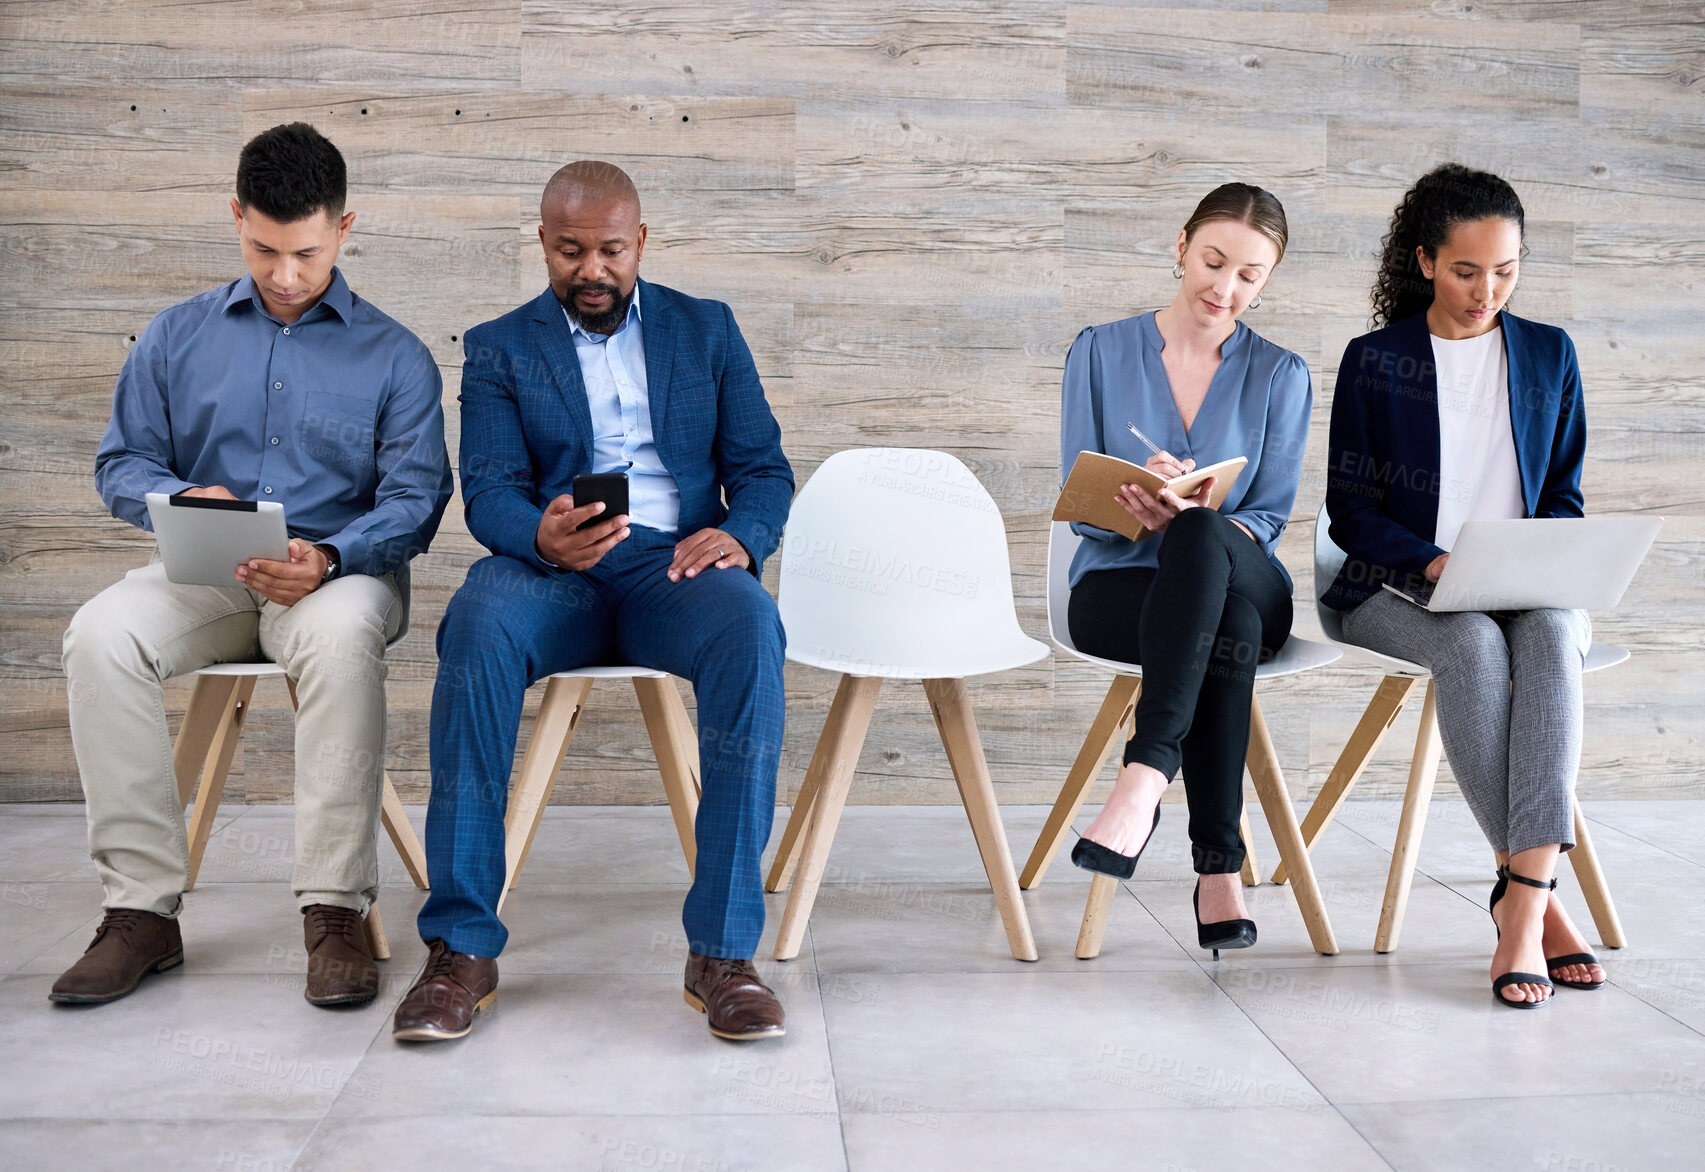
left=3, top=798, right=1703, bottom=1170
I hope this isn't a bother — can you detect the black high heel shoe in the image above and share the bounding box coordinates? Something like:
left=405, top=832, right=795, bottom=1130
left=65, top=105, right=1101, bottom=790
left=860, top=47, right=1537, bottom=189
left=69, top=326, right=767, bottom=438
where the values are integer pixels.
left=1488, top=865, right=1557, bottom=1009
left=1070, top=806, right=1161, bottom=881
left=1193, top=880, right=1256, bottom=960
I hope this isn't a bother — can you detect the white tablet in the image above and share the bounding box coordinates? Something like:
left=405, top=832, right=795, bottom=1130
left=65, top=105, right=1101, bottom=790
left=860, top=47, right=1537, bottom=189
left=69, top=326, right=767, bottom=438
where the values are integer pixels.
left=145, top=492, right=290, bottom=587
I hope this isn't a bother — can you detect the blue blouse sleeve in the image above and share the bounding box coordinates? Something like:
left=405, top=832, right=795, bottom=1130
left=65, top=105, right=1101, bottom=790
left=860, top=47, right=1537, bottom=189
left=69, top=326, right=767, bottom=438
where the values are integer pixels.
left=1223, top=350, right=1312, bottom=551
left=1060, top=324, right=1122, bottom=544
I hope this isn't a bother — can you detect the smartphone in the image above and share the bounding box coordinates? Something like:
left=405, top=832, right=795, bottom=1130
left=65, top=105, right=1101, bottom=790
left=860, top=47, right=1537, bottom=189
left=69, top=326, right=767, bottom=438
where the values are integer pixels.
left=572, top=472, right=630, bottom=530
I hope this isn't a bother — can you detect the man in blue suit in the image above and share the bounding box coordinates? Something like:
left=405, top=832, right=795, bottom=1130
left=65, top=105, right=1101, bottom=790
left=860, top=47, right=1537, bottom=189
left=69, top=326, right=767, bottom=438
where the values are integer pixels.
left=394, top=162, right=794, bottom=1043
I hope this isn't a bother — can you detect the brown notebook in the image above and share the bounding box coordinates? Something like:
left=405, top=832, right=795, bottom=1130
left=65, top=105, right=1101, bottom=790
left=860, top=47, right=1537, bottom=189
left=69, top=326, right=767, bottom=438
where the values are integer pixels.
left=1053, top=450, right=1248, bottom=542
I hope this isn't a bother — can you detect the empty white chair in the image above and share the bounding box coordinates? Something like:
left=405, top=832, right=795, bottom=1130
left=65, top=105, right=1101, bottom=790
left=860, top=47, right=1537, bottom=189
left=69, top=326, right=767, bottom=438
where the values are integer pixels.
left=764, top=448, right=1047, bottom=961
left=1284, top=504, right=1628, bottom=952
left=1021, top=522, right=1343, bottom=958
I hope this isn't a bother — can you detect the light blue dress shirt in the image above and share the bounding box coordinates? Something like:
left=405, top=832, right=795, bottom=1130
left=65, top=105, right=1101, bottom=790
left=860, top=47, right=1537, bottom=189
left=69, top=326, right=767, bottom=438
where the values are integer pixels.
left=93, top=268, right=453, bottom=577
left=1061, top=311, right=1313, bottom=589
left=563, top=284, right=681, bottom=534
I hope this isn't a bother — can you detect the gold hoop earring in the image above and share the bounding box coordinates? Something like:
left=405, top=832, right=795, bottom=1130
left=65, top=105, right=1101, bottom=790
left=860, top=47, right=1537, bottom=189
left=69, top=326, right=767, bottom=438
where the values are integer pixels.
left=1172, top=263, right=1185, bottom=279
left=1248, top=294, right=1262, bottom=310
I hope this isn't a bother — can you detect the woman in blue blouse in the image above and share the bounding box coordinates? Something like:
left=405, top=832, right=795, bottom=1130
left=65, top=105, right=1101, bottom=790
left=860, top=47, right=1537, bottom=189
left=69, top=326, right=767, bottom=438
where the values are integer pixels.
left=1324, top=164, right=1601, bottom=1008
left=1062, top=184, right=1312, bottom=955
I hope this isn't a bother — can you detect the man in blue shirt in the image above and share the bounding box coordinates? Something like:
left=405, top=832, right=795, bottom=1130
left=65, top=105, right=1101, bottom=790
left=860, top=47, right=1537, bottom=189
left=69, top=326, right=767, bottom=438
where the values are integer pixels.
left=52, top=124, right=453, bottom=1009
left=393, top=162, right=794, bottom=1044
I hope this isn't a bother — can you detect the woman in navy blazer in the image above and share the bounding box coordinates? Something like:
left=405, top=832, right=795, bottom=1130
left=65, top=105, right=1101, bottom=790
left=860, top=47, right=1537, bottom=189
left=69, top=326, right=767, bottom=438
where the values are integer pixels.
left=1325, top=164, right=1603, bottom=1008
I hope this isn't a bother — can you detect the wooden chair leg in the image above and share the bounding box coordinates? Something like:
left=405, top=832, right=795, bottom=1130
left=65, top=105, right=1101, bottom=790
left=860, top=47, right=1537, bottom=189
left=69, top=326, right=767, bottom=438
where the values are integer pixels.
left=633, top=675, right=701, bottom=880
left=1568, top=798, right=1627, bottom=949
left=497, top=676, right=592, bottom=914
left=1019, top=676, right=1140, bottom=889
left=380, top=774, right=428, bottom=889
left=1273, top=675, right=1418, bottom=885
left=364, top=900, right=391, bottom=960
left=923, top=677, right=1039, bottom=962
left=174, top=674, right=240, bottom=808
left=773, top=675, right=882, bottom=961
left=1246, top=695, right=1338, bottom=955
left=1076, top=873, right=1119, bottom=959
left=765, top=757, right=824, bottom=894
left=184, top=676, right=258, bottom=891
left=1238, top=808, right=1259, bottom=888
left=1375, top=680, right=1443, bottom=953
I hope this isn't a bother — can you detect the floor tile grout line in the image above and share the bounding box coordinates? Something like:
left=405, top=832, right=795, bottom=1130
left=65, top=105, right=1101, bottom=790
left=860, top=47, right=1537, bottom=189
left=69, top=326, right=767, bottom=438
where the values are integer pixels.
left=804, top=922, right=854, bottom=1172
left=1579, top=811, right=1705, bottom=871
left=287, top=944, right=431, bottom=1165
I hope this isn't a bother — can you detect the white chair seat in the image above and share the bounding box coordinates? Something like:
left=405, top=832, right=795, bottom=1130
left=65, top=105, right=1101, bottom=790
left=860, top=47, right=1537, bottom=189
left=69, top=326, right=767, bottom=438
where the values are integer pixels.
left=789, top=632, right=1047, bottom=680
left=545, top=665, right=669, bottom=680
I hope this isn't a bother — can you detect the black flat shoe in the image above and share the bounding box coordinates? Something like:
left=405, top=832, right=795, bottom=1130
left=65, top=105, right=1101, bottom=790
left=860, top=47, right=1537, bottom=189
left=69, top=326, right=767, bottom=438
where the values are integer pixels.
left=1546, top=952, right=1606, bottom=991
left=1489, top=865, right=1557, bottom=1009
left=1193, top=881, right=1256, bottom=961
left=1070, top=806, right=1161, bottom=881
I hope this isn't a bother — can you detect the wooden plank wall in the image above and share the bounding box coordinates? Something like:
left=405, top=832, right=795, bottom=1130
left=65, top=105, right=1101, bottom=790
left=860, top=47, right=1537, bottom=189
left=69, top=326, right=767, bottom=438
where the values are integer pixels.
left=2, top=1, right=1700, bottom=809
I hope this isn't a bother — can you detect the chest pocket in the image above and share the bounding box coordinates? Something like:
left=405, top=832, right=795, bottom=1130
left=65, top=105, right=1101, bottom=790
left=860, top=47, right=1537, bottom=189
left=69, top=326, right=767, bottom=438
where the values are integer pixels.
left=299, top=390, right=378, bottom=464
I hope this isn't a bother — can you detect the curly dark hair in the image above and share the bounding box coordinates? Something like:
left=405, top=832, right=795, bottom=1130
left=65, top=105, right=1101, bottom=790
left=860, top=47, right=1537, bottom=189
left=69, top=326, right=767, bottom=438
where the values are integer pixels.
left=1370, top=163, right=1524, bottom=328
left=236, top=122, right=346, bottom=222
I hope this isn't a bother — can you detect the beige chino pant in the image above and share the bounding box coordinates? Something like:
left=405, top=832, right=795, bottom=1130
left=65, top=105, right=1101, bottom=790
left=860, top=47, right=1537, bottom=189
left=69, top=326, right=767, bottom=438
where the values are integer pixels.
left=61, top=561, right=403, bottom=917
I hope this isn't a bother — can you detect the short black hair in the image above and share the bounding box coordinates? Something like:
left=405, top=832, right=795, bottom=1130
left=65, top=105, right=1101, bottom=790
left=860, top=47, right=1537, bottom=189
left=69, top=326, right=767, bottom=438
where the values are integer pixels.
left=236, top=122, right=347, bottom=222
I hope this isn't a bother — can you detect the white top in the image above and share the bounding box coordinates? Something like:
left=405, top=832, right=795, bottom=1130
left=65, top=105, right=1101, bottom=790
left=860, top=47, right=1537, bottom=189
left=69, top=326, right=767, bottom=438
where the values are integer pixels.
left=1432, top=326, right=1525, bottom=551
left=563, top=284, right=681, bottom=534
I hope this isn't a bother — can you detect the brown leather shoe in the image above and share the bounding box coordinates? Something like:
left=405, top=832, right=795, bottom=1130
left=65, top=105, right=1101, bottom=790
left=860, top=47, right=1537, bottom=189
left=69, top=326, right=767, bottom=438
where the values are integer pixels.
left=684, top=951, right=786, bottom=1041
left=49, top=908, right=183, bottom=1005
left=392, top=939, right=498, bottom=1042
left=302, top=904, right=380, bottom=1008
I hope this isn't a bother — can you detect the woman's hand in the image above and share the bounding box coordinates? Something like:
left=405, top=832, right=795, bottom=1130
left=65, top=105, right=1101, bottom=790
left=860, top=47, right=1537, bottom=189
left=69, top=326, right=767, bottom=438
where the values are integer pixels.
left=1424, top=553, right=1450, bottom=582
left=1115, top=475, right=1216, bottom=535
left=1144, top=451, right=1194, bottom=480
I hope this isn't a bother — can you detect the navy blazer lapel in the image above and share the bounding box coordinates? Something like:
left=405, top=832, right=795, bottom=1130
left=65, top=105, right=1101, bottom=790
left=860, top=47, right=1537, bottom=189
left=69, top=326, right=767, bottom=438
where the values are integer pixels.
left=529, top=288, right=594, bottom=466
left=1499, top=312, right=1543, bottom=514
left=639, top=278, right=677, bottom=443
left=1396, top=313, right=1443, bottom=544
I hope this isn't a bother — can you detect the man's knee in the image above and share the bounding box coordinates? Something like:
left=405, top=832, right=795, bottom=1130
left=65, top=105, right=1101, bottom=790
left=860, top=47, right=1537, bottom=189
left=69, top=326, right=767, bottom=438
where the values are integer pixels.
left=62, top=589, right=141, bottom=674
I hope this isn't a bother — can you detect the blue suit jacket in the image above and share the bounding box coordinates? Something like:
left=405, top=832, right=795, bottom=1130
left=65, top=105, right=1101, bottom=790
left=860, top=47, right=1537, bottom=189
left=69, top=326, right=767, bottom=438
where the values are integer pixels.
left=1322, top=310, right=1586, bottom=611
left=457, top=279, right=794, bottom=574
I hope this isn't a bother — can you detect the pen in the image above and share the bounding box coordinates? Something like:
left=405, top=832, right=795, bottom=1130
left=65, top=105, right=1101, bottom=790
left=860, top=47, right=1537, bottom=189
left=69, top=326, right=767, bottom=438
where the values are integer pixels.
left=1124, top=420, right=1162, bottom=456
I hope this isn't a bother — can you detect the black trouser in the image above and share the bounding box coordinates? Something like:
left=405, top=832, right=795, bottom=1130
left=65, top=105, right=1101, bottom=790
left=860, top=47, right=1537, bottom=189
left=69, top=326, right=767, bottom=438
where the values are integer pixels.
left=1067, top=508, right=1293, bottom=874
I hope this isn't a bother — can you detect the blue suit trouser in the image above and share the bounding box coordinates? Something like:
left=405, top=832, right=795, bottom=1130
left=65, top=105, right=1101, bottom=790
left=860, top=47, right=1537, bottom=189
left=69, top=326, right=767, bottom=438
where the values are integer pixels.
left=416, top=526, right=786, bottom=958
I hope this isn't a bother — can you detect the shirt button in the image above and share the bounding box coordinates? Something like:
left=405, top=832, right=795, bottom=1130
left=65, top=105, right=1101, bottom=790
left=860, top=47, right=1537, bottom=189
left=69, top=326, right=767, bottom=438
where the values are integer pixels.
left=263, top=486, right=274, bottom=495
left=270, top=436, right=280, bottom=445
left=282, top=327, right=291, bottom=336
left=273, top=381, right=283, bottom=389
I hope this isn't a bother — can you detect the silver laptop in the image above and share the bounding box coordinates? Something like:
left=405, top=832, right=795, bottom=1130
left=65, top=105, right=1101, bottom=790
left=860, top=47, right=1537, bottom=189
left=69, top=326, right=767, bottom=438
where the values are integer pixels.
left=1385, top=517, right=1663, bottom=612
left=145, top=492, right=289, bottom=587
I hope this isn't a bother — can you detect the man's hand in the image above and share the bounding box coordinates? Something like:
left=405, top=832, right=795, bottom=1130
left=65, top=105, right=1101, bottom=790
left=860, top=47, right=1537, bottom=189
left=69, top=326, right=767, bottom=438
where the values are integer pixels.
left=668, top=528, right=749, bottom=582
left=1425, top=553, right=1450, bottom=582
left=535, top=494, right=630, bottom=571
left=237, top=538, right=328, bottom=606
left=179, top=485, right=237, bottom=501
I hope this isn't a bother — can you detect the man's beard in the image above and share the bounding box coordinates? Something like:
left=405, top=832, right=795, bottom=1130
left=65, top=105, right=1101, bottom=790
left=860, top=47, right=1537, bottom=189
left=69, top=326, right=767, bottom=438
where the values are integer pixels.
left=558, top=280, right=633, bottom=336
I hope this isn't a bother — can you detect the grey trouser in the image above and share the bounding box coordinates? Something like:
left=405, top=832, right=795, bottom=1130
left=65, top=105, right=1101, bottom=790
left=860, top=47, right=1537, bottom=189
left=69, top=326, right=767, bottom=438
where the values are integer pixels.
left=1340, top=589, right=1591, bottom=856
left=61, top=561, right=403, bottom=917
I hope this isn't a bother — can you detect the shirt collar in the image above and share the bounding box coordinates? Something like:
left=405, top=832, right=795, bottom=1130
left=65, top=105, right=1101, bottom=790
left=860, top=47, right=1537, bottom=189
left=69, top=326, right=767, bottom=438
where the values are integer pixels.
left=563, top=282, right=641, bottom=343
left=222, top=267, right=355, bottom=327
left=1139, top=309, right=1246, bottom=357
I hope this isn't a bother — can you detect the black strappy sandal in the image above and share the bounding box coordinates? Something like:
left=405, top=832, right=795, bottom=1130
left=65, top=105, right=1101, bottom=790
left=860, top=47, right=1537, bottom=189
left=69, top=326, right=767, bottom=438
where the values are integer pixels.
left=1547, top=952, right=1606, bottom=991
left=1488, top=865, right=1556, bottom=1010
